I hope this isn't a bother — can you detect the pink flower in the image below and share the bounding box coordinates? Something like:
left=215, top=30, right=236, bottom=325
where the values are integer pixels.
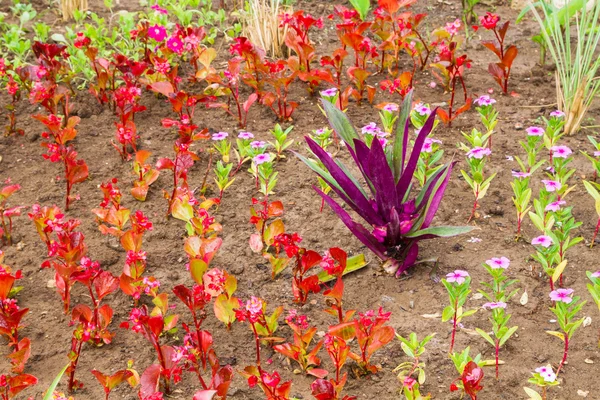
left=446, top=270, right=470, bottom=284
left=361, top=122, right=381, bottom=136
left=535, top=365, right=556, bottom=382
left=479, top=12, right=500, bottom=29
left=238, top=131, right=254, bottom=139
left=383, top=103, right=399, bottom=112
left=151, top=4, right=168, bottom=14
left=246, top=296, right=263, bottom=314
left=551, top=145, right=572, bottom=158
left=320, top=88, right=338, bottom=97
left=545, top=200, right=566, bottom=212
left=531, top=235, right=553, bottom=247
left=254, top=153, right=271, bottom=165
left=591, top=271, right=600, bottom=278
left=474, top=95, right=496, bottom=107
left=467, top=147, right=492, bottom=159
left=485, top=256, right=510, bottom=269
left=482, top=301, right=507, bottom=309
left=167, top=36, right=184, bottom=54
left=421, top=138, right=442, bottom=153
left=403, top=377, right=417, bottom=390
left=211, top=131, right=228, bottom=141
left=550, top=110, right=565, bottom=118
left=413, top=103, right=431, bottom=116
left=526, top=126, right=545, bottom=136
left=511, top=171, right=531, bottom=179
left=541, top=180, right=562, bottom=192
left=250, top=140, right=266, bottom=149
left=148, top=24, right=167, bottom=42
left=445, top=19, right=462, bottom=35
left=594, top=151, right=600, bottom=157
left=549, top=288, right=574, bottom=303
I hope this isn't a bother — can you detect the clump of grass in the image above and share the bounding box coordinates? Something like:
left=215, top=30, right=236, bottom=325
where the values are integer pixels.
left=60, top=0, right=88, bottom=21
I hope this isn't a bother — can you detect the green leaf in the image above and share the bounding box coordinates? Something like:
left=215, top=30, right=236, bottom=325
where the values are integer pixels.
left=499, top=326, right=518, bottom=347
left=317, top=254, right=368, bottom=283
left=43, top=364, right=69, bottom=400
left=348, top=0, right=370, bottom=20
left=320, top=99, right=360, bottom=149
left=475, top=328, right=496, bottom=346
left=406, top=225, right=475, bottom=239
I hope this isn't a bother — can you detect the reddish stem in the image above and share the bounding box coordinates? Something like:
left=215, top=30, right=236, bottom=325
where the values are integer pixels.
left=450, top=299, right=459, bottom=353
left=556, top=334, right=569, bottom=375
left=495, top=340, right=500, bottom=379
left=591, top=219, right=600, bottom=247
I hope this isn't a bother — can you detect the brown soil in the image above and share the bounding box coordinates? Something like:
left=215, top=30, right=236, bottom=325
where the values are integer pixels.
left=1, top=0, right=599, bottom=399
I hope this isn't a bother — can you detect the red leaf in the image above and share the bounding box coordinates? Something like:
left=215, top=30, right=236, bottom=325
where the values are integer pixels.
left=502, top=45, right=518, bottom=68
left=150, top=81, right=174, bottom=97
left=481, top=41, right=501, bottom=60
left=193, top=390, right=218, bottom=400
left=139, top=364, right=161, bottom=398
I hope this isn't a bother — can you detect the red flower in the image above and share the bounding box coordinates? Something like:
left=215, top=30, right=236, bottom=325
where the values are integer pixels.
left=479, top=12, right=500, bottom=30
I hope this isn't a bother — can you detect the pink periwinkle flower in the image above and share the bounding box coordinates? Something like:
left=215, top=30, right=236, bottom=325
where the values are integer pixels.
left=541, top=180, right=562, bottom=192
left=467, top=147, right=492, bottom=159
left=594, top=151, right=600, bottom=157
left=414, top=103, right=431, bottom=116
left=485, top=256, right=510, bottom=269
left=549, top=288, right=574, bottom=304
left=151, top=4, right=168, bottom=14
left=550, top=110, right=565, bottom=118
left=551, top=145, right=572, bottom=158
left=446, top=270, right=470, bottom=284
left=250, top=140, right=266, bottom=149
left=535, top=365, right=557, bottom=382
left=320, top=88, right=338, bottom=97
left=238, top=131, right=254, bottom=139
left=526, top=126, right=545, bottom=136
left=383, top=103, right=399, bottom=112
left=590, top=271, right=600, bottom=278
left=422, top=138, right=442, bottom=153
left=531, top=235, right=553, bottom=247
left=482, top=301, right=507, bottom=309
left=254, top=153, right=271, bottom=165
left=511, top=171, right=531, bottom=179
left=361, top=122, right=381, bottom=136
left=474, top=95, right=496, bottom=107
left=211, top=131, right=228, bottom=141
left=545, top=200, right=566, bottom=212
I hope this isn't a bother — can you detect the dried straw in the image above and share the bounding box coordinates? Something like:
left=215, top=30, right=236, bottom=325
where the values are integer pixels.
left=241, top=0, right=290, bottom=58
left=60, top=0, right=88, bottom=21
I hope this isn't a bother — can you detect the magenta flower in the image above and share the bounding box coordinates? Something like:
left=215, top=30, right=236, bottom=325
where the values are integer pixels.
left=485, top=256, right=510, bottom=269
left=361, top=122, right=381, bottom=136
left=474, top=95, right=496, bottom=107
left=320, top=88, right=338, bottom=97
left=211, top=131, right=228, bottom=141
left=531, top=235, right=553, bottom=247
left=591, top=271, right=600, bottom=278
left=545, top=200, right=566, bottom=212
left=148, top=24, right=167, bottom=42
left=550, top=110, right=565, bottom=118
left=541, top=180, right=562, bottom=192
left=151, top=4, right=168, bottom=14
left=467, top=147, right=492, bottom=159
left=167, top=36, right=184, bottom=54
left=238, top=131, right=254, bottom=139
left=551, top=145, right=572, bottom=158
left=421, top=138, right=442, bottom=153
left=549, top=288, right=574, bottom=303
left=253, top=153, right=271, bottom=165
left=446, top=270, right=470, bottom=284
left=414, top=103, right=431, bottom=116
left=594, top=151, right=600, bottom=157
left=250, top=140, right=266, bottom=149
left=511, top=171, right=531, bottom=179
left=526, top=126, right=545, bottom=136
left=383, top=103, right=399, bottom=112
left=482, top=301, right=507, bottom=309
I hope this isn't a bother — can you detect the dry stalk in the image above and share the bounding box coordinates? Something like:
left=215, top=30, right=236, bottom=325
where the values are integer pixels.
left=241, top=0, right=290, bottom=58
left=60, top=0, right=89, bottom=21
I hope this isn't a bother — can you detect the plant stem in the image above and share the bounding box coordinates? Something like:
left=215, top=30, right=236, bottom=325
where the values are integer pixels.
left=495, top=340, right=500, bottom=379
left=591, top=219, right=600, bottom=248
left=450, top=299, right=458, bottom=353
left=556, top=333, right=569, bottom=375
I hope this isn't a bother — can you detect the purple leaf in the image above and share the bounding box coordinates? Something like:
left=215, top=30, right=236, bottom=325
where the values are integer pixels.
left=367, top=137, right=398, bottom=218
left=396, top=109, right=438, bottom=200
left=306, top=137, right=384, bottom=226
left=422, top=161, right=455, bottom=228
left=395, top=243, right=419, bottom=277
left=314, top=186, right=388, bottom=260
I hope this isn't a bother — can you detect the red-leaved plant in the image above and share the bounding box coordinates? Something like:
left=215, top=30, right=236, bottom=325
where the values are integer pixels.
left=476, top=13, right=518, bottom=94
left=0, top=182, right=24, bottom=246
